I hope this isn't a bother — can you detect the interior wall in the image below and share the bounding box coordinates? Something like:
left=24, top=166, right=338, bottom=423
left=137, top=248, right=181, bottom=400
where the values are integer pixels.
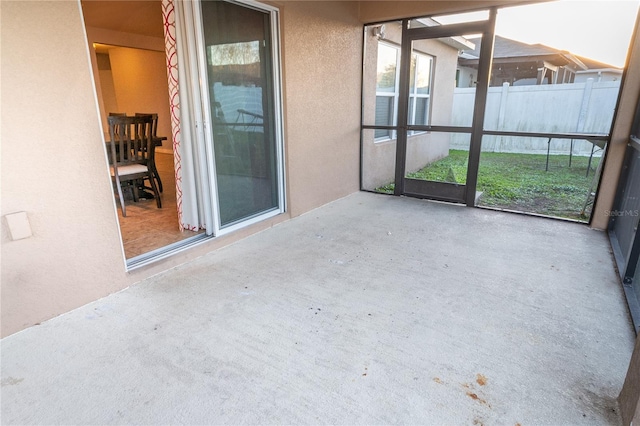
left=96, top=54, right=119, bottom=115
left=84, top=27, right=166, bottom=137
left=107, top=46, right=172, bottom=151
left=84, top=25, right=173, bottom=152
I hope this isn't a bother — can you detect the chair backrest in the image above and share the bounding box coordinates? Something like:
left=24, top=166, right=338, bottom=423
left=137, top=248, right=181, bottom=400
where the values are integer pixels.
left=135, top=113, right=158, bottom=138
left=108, top=113, right=127, bottom=137
left=107, top=115, right=154, bottom=169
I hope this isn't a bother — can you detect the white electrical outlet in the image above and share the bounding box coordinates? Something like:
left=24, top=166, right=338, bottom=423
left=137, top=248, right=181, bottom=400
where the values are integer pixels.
left=5, top=212, right=33, bottom=240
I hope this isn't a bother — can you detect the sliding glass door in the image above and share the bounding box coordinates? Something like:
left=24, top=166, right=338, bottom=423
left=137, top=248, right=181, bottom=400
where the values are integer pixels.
left=201, top=1, right=281, bottom=228
left=82, top=0, right=284, bottom=268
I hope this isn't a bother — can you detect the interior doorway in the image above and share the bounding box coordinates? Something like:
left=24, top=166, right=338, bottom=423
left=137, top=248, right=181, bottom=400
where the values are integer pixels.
left=81, top=0, right=285, bottom=266
left=82, top=3, right=204, bottom=261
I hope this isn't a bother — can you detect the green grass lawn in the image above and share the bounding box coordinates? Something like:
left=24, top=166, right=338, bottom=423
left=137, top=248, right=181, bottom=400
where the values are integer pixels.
left=377, top=149, right=600, bottom=221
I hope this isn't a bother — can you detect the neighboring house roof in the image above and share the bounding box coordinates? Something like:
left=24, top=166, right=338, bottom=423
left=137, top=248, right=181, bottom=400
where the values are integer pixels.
left=475, top=35, right=560, bottom=59
left=460, top=35, right=621, bottom=72
left=576, top=55, right=621, bottom=72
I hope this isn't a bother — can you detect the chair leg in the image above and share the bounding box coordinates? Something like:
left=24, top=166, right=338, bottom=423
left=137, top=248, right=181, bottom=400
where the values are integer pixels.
left=148, top=173, right=162, bottom=209
left=132, top=182, right=140, bottom=202
left=115, top=178, right=126, bottom=217
left=153, top=166, right=163, bottom=192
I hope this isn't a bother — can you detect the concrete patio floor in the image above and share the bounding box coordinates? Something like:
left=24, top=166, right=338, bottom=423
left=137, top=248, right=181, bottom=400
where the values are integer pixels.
left=1, top=192, right=636, bottom=425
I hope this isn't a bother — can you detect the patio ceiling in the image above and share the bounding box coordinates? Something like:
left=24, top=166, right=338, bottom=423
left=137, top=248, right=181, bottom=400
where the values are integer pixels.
left=79, top=0, right=549, bottom=38
left=357, top=0, right=548, bottom=23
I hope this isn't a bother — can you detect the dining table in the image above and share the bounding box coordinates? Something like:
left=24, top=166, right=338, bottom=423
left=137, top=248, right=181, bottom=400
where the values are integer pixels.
left=104, top=133, right=167, bottom=147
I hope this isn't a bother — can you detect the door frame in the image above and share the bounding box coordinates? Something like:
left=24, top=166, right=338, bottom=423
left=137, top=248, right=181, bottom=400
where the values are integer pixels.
left=190, top=0, right=286, bottom=235
left=391, top=11, right=496, bottom=205
left=361, top=8, right=612, bottom=212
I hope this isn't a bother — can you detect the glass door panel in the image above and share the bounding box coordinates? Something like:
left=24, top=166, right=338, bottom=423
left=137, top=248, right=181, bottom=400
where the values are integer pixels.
left=201, top=1, right=279, bottom=227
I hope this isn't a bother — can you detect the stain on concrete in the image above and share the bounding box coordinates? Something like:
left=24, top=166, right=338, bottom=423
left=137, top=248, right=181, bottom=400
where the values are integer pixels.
left=574, top=385, right=621, bottom=424
left=466, top=391, right=490, bottom=407
left=1, top=377, right=24, bottom=387
left=476, top=373, right=487, bottom=386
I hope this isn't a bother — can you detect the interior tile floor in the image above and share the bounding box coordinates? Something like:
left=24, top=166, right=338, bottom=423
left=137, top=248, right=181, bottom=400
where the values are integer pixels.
left=116, top=152, right=203, bottom=259
left=1, top=192, right=635, bottom=424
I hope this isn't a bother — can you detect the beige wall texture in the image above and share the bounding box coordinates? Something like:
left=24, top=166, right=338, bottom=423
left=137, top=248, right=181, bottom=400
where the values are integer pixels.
left=1, top=1, right=132, bottom=336
left=279, top=1, right=362, bottom=217
left=612, top=12, right=640, bottom=419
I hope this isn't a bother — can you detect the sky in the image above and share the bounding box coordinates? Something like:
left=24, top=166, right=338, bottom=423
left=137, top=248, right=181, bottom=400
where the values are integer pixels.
left=494, top=0, right=640, bottom=68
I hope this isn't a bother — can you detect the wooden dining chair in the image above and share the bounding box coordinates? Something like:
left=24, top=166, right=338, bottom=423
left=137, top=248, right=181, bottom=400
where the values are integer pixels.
left=135, top=112, right=163, bottom=192
left=108, top=112, right=126, bottom=138
left=107, top=115, right=162, bottom=217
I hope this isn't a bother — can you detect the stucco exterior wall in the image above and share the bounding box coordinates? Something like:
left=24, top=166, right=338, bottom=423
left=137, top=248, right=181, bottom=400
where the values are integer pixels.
left=1, top=1, right=132, bottom=336
left=278, top=1, right=362, bottom=217
left=575, top=70, right=622, bottom=84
